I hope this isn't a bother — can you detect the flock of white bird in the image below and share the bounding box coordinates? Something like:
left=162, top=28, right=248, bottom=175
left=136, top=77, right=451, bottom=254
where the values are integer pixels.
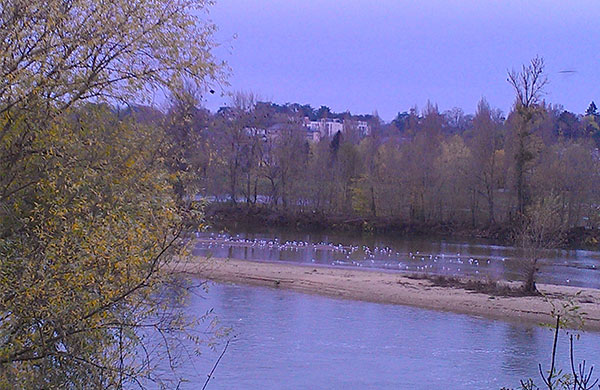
left=194, top=233, right=507, bottom=276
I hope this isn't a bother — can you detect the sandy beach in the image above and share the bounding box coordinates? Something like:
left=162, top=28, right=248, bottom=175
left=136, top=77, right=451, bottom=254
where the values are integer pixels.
left=172, top=257, right=600, bottom=331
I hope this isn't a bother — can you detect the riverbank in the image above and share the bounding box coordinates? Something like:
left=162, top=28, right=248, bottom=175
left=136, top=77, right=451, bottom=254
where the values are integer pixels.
left=206, top=204, right=600, bottom=249
left=172, top=256, right=600, bottom=332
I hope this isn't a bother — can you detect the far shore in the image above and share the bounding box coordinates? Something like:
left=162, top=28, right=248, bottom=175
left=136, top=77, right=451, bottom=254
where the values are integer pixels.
left=171, top=257, right=600, bottom=332
left=205, top=204, right=600, bottom=250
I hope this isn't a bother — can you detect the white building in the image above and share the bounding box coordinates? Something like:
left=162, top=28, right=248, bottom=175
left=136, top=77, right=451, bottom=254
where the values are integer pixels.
left=357, top=121, right=371, bottom=136
left=304, top=118, right=344, bottom=138
left=302, top=117, right=371, bottom=142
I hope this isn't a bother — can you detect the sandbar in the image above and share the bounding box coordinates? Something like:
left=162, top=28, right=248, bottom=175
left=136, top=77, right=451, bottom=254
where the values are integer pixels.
left=171, top=257, right=600, bottom=332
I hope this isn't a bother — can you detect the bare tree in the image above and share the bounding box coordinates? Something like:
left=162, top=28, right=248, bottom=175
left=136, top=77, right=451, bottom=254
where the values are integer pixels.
left=517, top=193, right=566, bottom=294
left=213, top=92, right=260, bottom=204
left=507, top=56, right=549, bottom=216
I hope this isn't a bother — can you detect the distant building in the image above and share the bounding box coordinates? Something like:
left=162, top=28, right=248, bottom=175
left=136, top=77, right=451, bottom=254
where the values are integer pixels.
left=243, top=127, right=269, bottom=141
left=357, top=121, right=371, bottom=137
left=244, top=115, right=372, bottom=145
left=303, top=117, right=370, bottom=141
left=303, top=118, right=343, bottom=138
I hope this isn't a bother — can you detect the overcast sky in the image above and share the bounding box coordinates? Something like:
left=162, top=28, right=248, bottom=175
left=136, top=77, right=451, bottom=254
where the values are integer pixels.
left=202, top=1, right=599, bottom=120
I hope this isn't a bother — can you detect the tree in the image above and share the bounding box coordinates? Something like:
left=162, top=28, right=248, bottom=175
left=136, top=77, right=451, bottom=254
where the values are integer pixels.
left=213, top=92, right=260, bottom=205
left=443, top=107, right=471, bottom=134
left=402, top=102, right=442, bottom=222
left=334, top=142, right=361, bottom=214
left=0, top=0, right=223, bottom=114
left=0, top=0, right=223, bottom=386
left=507, top=56, right=549, bottom=216
left=330, top=130, right=342, bottom=155
left=392, top=111, right=410, bottom=133
left=354, top=136, right=381, bottom=217
left=585, top=101, right=598, bottom=117
left=165, top=84, right=212, bottom=202
left=316, top=105, right=332, bottom=119
left=531, top=140, right=600, bottom=227
left=373, top=140, right=404, bottom=217
left=435, top=135, right=472, bottom=224
left=272, top=122, right=309, bottom=210
left=469, top=98, right=503, bottom=225
left=1, top=107, right=206, bottom=388
left=556, top=110, right=582, bottom=139
left=516, top=193, right=567, bottom=293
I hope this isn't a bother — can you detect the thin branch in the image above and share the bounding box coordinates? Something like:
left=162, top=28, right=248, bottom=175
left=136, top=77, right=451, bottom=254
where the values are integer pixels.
left=201, top=339, right=231, bottom=390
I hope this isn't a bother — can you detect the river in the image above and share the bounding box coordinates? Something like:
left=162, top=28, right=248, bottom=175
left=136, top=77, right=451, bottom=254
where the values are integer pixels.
left=193, top=230, right=600, bottom=289
left=166, top=229, right=600, bottom=389
left=156, top=281, right=600, bottom=390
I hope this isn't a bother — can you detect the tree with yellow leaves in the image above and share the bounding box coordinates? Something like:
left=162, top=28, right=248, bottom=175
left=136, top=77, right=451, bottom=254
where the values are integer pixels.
left=0, top=0, right=224, bottom=387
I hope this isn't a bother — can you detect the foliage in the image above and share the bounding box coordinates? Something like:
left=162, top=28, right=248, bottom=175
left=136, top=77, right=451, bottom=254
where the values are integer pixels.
left=0, top=0, right=224, bottom=111
left=585, top=102, right=597, bottom=117
left=0, top=0, right=224, bottom=387
left=0, top=106, right=206, bottom=388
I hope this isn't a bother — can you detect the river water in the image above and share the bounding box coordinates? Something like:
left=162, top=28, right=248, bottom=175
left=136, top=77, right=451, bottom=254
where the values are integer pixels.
left=170, top=229, right=600, bottom=389
left=193, top=230, right=600, bottom=289
left=159, top=281, right=600, bottom=390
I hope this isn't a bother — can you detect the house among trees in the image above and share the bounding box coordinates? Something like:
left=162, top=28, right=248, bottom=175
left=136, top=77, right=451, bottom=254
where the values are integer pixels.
left=242, top=115, right=372, bottom=145
left=303, top=117, right=371, bottom=141
left=304, top=117, right=343, bottom=138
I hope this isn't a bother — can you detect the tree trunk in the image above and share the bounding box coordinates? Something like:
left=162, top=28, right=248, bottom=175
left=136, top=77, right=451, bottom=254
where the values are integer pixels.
left=523, top=258, right=538, bottom=294
left=370, top=185, right=377, bottom=217
left=487, top=191, right=496, bottom=225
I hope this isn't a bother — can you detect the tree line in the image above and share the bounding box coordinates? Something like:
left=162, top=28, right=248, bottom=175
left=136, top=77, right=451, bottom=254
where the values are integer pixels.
left=164, top=66, right=600, bottom=235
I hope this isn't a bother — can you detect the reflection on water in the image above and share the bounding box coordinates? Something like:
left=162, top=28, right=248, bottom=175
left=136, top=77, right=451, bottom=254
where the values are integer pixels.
left=161, top=282, right=600, bottom=390
left=193, top=230, right=600, bottom=288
